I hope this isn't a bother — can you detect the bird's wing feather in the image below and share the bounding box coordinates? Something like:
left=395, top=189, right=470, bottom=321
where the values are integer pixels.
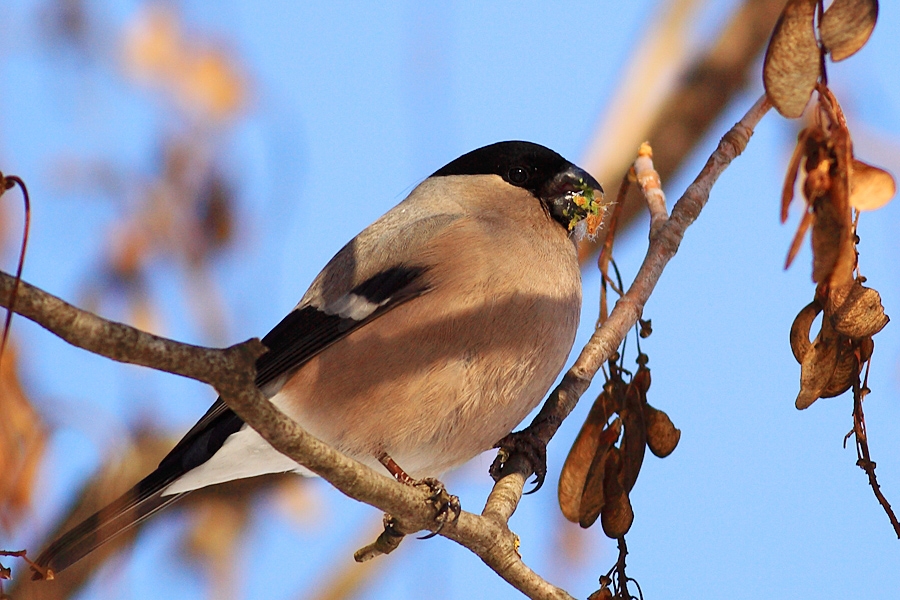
left=161, top=264, right=431, bottom=474
left=33, top=481, right=186, bottom=576
left=35, top=264, right=431, bottom=574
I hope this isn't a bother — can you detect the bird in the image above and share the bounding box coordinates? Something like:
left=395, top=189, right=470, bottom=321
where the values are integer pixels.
left=33, top=140, right=605, bottom=576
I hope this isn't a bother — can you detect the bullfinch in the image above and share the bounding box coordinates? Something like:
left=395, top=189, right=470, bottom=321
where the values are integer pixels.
left=34, top=140, right=605, bottom=574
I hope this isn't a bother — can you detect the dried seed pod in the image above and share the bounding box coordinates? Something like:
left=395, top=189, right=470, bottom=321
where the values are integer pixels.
left=860, top=336, right=874, bottom=362
left=619, top=383, right=646, bottom=493
left=632, top=358, right=651, bottom=394
left=588, top=587, right=613, bottom=600
left=763, top=0, right=821, bottom=118
left=600, top=448, right=633, bottom=538
left=820, top=0, right=879, bottom=61
left=811, top=193, right=845, bottom=284
left=601, top=491, right=634, bottom=539
left=578, top=431, right=615, bottom=529
left=849, top=158, right=895, bottom=211
left=644, top=404, right=681, bottom=458
left=819, top=346, right=859, bottom=398
left=559, top=387, right=620, bottom=523
left=831, top=282, right=890, bottom=339
left=638, top=318, right=652, bottom=338
left=782, top=131, right=808, bottom=223
left=566, top=418, right=620, bottom=526
left=790, top=300, right=822, bottom=363
left=796, top=332, right=840, bottom=409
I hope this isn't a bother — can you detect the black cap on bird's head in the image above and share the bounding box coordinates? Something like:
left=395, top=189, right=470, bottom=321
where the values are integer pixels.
left=432, top=140, right=606, bottom=236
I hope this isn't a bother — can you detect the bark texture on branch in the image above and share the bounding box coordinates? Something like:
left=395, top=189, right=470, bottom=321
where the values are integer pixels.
left=1, top=96, right=769, bottom=600
left=579, top=0, right=785, bottom=263
left=0, top=274, right=572, bottom=599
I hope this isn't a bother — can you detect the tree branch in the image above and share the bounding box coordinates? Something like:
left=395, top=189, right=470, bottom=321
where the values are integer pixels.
left=1, top=95, right=769, bottom=598
left=524, top=94, right=772, bottom=454
left=578, top=0, right=785, bottom=263
left=0, top=276, right=570, bottom=598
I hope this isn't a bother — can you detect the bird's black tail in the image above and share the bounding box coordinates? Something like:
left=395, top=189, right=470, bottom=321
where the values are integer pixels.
left=34, top=399, right=246, bottom=577
left=33, top=466, right=189, bottom=578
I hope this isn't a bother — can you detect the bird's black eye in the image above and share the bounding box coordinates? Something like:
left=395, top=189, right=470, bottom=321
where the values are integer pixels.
left=507, top=166, right=529, bottom=185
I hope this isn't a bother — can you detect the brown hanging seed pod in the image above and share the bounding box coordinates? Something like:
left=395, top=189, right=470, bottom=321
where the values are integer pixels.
left=559, top=385, right=621, bottom=523
left=573, top=418, right=621, bottom=527
left=644, top=403, right=681, bottom=458
left=600, top=447, right=634, bottom=538
left=819, top=346, right=859, bottom=398
left=578, top=438, right=614, bottom=528
left=588, top=587, right=613, bottom=600
left=619, top=383, right=647, bottom=493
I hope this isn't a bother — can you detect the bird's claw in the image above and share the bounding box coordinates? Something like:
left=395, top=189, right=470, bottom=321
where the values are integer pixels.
left=490, top=429, right=548, bottom=493
left=414, top=477, right=460, bottom=539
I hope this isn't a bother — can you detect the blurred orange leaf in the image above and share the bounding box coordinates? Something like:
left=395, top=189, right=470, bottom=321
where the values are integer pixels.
left=0, top=344, right=45, bottom=530
left=123, top=5, right=246, bottom=121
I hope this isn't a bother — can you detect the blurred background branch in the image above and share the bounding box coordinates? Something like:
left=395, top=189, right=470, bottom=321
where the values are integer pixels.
left=2, top=0, right=899, bottom=598
left=578, top=0, right=785, bottom=262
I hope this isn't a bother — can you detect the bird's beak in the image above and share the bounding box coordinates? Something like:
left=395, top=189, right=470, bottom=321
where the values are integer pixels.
left=542, top=165, right=606, bottom=235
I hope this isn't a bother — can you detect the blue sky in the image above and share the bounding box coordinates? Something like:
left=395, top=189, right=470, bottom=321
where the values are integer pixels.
left=2, top=1, right=900, bottom=599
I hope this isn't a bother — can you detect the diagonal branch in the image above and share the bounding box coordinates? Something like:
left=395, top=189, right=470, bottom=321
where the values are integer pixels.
left=578, top=0, right=785, bottom=263
left=1, top=95, right=769, bottom=599
left=0, top=275, right=570, bottom=598
left=517, top=94, right=772, bottom=466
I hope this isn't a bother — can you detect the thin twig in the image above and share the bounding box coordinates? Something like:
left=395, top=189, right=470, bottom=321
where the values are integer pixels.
left=598, top=173, right=631, bottom=325
left=0, top=174, right=30, bottom=367
left=521, top=94, right=772, bottom=455
left=0, top=95, right=772, bottom=600
left=578, top=0, right=786, bottom=263
left=632, top=143, right=667, bottom=238
left=853, top=365, right=900, bottom=538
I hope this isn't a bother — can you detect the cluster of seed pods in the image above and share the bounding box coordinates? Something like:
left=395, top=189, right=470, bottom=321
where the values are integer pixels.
left=559, top=354, right=680, bottom=538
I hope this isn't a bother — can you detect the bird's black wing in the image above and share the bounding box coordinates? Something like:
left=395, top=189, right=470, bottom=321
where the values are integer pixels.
left=35, top=265, right=430, bottom=575
left=160, top=264, right=431, bottom=473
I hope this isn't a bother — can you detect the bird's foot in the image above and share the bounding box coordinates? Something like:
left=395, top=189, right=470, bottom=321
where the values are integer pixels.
left=413, top=477, right=461, bottom=539
left=490, top=428, right=548, bottom=493
left=378, top=453, right=460, bottom=538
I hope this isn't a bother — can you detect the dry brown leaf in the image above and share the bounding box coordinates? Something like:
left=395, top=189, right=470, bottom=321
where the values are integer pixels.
left=123, top=6, right=246, bottom=121
left=796, top=333, right=839, bottom=409
left=820, top=0, right=879, bottom=61
left=763, top=0, right=821, bottom=118
left=831, top=283, right=890, bottom=338
left=644, top=404, right=680, bottom=458
left=179, top=49, right=246, bottom=120
left=790, top=300, right=821, bottom=363
left=185, top=497, right=248, bottom=563
left=849, top=158, right=896, bottom=211
left=819, top=347, right=859, bottom=398
left=123, top=6, right=180, bottom=79
left=200, top=175, right=235, bottom=247
left=811, top=194, right=844, bottom=283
